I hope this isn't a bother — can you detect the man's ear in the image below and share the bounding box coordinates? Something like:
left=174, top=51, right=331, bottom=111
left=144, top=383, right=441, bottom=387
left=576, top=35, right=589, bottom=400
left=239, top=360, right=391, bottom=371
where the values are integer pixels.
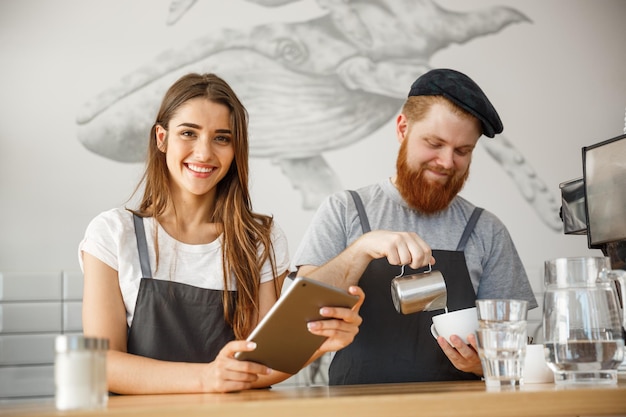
left=155, top=125, right=167, bottom=152
left=396, top=113, right=408, bottom=144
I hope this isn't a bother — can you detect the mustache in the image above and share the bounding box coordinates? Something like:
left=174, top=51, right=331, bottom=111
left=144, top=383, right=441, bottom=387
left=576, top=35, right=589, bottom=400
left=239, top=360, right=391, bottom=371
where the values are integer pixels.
left=424, top=165, right=454, bottom=177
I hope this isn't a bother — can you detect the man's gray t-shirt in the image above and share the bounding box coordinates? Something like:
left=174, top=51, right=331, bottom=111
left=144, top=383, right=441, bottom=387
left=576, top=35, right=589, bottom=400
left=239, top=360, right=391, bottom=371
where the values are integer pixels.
left=292, top=179, right=537, bottom=307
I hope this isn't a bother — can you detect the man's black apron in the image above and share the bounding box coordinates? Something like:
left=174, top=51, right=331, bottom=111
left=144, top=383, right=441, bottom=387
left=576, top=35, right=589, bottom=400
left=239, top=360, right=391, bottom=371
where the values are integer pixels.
left=126, top=214, right=235, bottom=363
left=328, top=191, right=483, bottom=385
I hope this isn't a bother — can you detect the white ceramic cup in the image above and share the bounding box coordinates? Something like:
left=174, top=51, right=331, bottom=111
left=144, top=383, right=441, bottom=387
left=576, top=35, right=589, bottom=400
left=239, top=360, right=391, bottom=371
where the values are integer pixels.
left=430, top=307, right=479, bottom=344
left=523, top=344, right=554, bottom=384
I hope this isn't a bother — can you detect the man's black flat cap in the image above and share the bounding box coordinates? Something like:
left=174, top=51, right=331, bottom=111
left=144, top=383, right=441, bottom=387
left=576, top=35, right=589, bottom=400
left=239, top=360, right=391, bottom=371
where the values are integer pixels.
left=408, top=68, right=503, bottom=138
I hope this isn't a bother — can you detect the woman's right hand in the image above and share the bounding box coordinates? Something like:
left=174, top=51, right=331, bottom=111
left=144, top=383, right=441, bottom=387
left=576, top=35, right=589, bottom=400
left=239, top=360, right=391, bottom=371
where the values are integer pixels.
left=204, top=340, right=272, bottom=393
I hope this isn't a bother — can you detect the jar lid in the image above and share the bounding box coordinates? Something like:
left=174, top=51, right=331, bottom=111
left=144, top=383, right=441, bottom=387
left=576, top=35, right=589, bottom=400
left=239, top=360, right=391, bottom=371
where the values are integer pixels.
left=55, top=335, right=109, bottom=352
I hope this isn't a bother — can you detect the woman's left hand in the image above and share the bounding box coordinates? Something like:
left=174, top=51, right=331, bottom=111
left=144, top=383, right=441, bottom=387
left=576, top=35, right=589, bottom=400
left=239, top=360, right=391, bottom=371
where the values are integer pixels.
left=306, top=286, right=364, bottom=353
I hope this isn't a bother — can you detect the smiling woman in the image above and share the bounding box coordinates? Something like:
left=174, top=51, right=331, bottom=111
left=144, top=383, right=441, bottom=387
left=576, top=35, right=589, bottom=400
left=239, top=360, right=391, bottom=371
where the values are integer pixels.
left=155, top=98, right=235, bottom=202
left=77, top=72, right=365, bottom=395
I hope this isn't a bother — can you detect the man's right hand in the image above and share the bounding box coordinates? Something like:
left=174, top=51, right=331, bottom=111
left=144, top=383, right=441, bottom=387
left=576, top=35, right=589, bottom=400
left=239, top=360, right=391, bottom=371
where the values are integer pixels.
left=354, top=230, right=435, bottom=270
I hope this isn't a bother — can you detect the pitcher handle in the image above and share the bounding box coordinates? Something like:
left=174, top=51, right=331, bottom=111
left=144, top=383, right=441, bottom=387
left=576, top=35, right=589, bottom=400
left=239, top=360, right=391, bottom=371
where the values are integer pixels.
left=604, top=269, right=626, bottom=330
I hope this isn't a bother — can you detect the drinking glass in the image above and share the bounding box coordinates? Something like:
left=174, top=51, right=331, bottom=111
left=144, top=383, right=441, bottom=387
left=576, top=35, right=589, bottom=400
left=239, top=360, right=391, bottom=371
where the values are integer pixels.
left=475, top=299, right=528, bottom=389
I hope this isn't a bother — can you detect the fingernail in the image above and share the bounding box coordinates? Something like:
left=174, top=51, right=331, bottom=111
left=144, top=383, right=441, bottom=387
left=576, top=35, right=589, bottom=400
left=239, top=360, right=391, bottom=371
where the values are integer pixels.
left=319, top=307, right=330, bottom=315
left=307, top=322, right=319, bottom=330
left=247, top=342, right=257, bottom=349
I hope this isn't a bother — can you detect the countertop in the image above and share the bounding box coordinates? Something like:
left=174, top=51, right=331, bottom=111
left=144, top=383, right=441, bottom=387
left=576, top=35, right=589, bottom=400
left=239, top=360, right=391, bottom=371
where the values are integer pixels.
left=3, top=379, right=626, bottom=417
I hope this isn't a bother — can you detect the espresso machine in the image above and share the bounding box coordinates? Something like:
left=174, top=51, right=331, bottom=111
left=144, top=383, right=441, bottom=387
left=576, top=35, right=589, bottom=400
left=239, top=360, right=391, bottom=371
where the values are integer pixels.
left=559, top=132, right=626, bottom=271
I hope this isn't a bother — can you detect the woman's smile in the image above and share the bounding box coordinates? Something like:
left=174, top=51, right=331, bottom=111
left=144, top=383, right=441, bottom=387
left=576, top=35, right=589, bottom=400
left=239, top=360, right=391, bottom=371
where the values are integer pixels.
left=186, top=162, right=217, bottom=177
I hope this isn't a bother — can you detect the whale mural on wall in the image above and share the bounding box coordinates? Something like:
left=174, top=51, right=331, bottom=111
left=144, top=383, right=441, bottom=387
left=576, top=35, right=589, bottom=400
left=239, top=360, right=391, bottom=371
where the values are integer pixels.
left=76, top=0, right=562, bottom=231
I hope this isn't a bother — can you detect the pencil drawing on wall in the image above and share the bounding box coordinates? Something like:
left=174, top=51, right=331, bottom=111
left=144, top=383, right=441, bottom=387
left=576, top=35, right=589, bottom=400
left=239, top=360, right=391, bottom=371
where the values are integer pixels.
left=75, top=0, right=562, bottom=231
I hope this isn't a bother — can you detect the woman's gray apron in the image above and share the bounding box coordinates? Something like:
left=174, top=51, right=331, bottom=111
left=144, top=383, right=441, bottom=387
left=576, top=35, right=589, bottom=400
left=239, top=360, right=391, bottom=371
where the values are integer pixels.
left=329, top=191, right=483, bottom=384
left=126, top=214, right=235, bottom=363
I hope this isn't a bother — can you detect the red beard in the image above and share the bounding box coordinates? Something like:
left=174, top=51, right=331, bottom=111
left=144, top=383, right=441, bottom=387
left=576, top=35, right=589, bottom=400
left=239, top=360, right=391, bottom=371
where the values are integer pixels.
left=395, top=141, right=469, bottom=214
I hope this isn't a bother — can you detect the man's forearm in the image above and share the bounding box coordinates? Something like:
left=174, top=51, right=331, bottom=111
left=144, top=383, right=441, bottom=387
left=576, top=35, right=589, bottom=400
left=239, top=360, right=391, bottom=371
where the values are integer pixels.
left=297, top=242, right=372, bottom=289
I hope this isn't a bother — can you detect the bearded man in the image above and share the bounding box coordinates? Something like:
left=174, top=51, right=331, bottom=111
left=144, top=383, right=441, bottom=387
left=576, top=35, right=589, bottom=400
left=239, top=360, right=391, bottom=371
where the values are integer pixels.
left=291, top=68, right=537, bottom=384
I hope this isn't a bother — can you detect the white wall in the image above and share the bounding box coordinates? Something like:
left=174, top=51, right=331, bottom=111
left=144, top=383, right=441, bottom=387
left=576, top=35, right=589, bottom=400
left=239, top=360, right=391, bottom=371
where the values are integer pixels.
left=1, top=0, right=625, bottom=295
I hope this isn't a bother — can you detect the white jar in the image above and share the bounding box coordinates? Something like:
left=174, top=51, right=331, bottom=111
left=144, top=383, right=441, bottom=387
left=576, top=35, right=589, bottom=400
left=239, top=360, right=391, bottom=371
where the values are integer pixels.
left=55, top=335, right=109, bottom=410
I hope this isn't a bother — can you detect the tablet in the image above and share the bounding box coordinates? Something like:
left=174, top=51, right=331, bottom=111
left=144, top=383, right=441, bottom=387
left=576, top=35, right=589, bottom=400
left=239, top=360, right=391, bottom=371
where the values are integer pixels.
left=234, top=276, right=359, bottom=374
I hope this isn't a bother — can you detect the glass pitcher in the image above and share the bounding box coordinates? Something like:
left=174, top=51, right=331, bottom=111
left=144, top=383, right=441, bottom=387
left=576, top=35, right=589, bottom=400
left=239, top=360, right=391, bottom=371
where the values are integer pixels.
left=543, top=257, right=625, bottom=385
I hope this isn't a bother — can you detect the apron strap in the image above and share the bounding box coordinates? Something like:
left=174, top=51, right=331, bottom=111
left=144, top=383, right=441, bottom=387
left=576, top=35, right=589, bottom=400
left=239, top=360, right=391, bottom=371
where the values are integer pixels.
left=348, top=190, right=372, bottom=234
left=132, top=214, right=153, bottom=279
left=455, top=208, right=484, bottom=251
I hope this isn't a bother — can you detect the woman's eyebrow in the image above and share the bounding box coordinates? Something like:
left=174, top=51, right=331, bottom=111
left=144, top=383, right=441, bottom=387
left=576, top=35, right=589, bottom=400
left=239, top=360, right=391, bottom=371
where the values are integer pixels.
left=175, top=123, right=231, bottom=134
left=177, top=122, right=201, bottom=129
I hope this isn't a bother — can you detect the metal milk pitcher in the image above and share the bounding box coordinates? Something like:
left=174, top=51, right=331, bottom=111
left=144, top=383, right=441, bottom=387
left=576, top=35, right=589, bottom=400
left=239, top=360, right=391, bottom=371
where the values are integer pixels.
left=391, top=264, right=447, bottom=314
left=542, top=257, right=625, bottom=385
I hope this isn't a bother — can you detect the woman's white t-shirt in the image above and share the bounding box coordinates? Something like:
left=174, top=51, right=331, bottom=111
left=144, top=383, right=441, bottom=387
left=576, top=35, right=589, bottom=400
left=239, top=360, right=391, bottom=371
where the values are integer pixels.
left=78, top=208, right=290, bottom=327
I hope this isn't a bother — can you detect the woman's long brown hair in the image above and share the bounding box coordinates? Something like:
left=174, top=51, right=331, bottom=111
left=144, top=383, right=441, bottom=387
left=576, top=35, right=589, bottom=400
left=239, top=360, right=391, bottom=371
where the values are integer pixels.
left=130, top=73, right=279, bottom=339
